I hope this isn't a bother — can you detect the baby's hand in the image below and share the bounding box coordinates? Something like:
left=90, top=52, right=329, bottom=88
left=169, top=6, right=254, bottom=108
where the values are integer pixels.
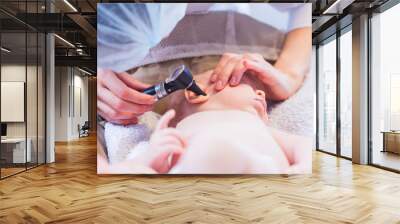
left=147, top=110, right=187, bottom=173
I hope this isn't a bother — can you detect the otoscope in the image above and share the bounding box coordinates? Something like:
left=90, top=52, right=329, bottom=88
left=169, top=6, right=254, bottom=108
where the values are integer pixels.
left=142, top=65, right=206, bottom=100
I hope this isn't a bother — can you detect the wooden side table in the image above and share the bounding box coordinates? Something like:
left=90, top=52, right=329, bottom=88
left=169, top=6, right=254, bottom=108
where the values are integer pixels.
left=381, top=131, right=400, bottom=154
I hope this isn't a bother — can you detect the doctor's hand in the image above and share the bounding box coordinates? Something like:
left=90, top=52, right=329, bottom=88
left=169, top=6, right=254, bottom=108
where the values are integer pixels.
left=97, top=69, right=156, bottom=125
left=210, top=53, right=301, bottom=101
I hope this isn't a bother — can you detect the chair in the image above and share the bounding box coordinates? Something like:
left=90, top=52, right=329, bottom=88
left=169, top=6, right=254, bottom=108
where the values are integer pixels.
left=79, top=121, right=90, bottom=138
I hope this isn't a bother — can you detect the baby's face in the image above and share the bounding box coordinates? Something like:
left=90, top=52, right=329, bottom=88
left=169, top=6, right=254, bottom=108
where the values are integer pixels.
left=187, top=70, right=268, bottom=120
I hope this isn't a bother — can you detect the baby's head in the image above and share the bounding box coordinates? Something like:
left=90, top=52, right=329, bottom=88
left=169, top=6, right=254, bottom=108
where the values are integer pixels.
left=166, top=70, right=268, bottom=126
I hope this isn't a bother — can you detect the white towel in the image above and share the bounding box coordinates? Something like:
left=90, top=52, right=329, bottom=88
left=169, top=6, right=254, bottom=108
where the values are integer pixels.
left=104, top=112, right=160, bottom=164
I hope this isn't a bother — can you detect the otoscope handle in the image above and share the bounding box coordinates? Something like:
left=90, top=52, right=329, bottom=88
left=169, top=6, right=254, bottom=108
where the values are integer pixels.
left=143, top=86, right=156, bottom=95
left=142, top=84, right=168, bottom=99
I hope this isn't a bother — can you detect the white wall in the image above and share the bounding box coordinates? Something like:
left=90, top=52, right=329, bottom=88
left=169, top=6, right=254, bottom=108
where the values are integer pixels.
left=72, top=73, right=89, bottom=138
left=55, top=67, right=69, bottom=141
left=1, top=65, right=39, bottom=138
left=1, top=63, right=46, bottom=164
left=54, top=67, right=89, bottom=141
left=1, top=65, right=25, bottom=134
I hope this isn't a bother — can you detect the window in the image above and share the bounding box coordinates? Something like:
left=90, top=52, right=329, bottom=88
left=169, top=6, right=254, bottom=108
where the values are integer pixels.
left=370, top=2, right=400, bottom=171
left=339, top=28, right=352, bottom=158
left=0, top=1, right=47, bottom=179
left=318, top=36, right=337, bottom=154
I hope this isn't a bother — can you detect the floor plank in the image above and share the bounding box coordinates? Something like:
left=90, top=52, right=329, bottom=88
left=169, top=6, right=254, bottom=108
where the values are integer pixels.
left=0, top=135, right=400, bottom=224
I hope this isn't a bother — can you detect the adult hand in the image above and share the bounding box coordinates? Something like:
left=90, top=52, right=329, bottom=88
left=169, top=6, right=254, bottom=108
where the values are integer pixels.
left=97, top=69, right=156, bottom=125
left=210, top=53, right=297, bottom=101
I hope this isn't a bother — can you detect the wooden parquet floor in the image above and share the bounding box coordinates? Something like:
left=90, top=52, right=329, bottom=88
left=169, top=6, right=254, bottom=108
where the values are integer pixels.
left=1, top=135, right=400, bottom=224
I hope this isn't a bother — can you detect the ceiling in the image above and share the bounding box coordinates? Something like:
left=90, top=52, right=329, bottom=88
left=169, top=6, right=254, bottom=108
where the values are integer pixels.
left=0, top=0, right=393, bottom=74
left=0, top=0, right=98, bottom=73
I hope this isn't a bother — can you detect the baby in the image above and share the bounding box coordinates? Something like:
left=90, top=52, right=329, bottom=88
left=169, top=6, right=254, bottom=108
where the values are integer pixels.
left=117, top=69, right=312, bottom=174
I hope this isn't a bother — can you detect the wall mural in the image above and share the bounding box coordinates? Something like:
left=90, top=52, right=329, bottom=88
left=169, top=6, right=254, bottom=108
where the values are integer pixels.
left=96, top=3, right=313, bottom=174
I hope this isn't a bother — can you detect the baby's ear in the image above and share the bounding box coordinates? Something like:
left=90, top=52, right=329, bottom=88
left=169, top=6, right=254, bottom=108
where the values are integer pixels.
left=184, top=83, right=208, bottom=104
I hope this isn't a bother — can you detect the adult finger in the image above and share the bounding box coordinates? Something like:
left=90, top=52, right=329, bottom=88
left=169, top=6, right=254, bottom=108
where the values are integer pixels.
left=244, top=59, right=282, bottom=88
left=98, top=100, right=118, bottom=119
left=229, top=59, right=247, bottom=86
left=101, top=71, right=156, bottom=105
left=246, top=53, right=264, bottom=60
left=215, top=56, right=240, bottom=91
left=117, top=72, right=151, bottom=91
left=211, top=53, right=235, bottom=82
left=98, top=100, right=140, bottom=120
left=155, top=110, right=176, bottom=131
left=98, top=99, right=141, bottom=119
left=98, top=110, right=139, bottom=125
left=98, top=87, right=153, bottom=114
left=243, top=59, right=266, bottom=75
left=242, top=59, right=275, bottom=83
left=244, top=58, right=276, bottom=75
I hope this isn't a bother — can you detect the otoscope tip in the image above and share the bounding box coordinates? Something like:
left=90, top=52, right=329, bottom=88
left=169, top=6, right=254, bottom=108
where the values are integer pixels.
left=188, top=81, right=206, bottom=96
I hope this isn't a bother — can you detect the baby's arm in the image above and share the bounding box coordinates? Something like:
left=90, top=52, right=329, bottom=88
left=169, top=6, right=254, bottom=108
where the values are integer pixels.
left=97, top=140, right=157, bottom=174
left=269, top=127, right=312, bottom=173
left=98, top=155, right=157, bottom=174
left=101, top=110, right=186, bottom=174
left=129, top=110, right=187, bottom=173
